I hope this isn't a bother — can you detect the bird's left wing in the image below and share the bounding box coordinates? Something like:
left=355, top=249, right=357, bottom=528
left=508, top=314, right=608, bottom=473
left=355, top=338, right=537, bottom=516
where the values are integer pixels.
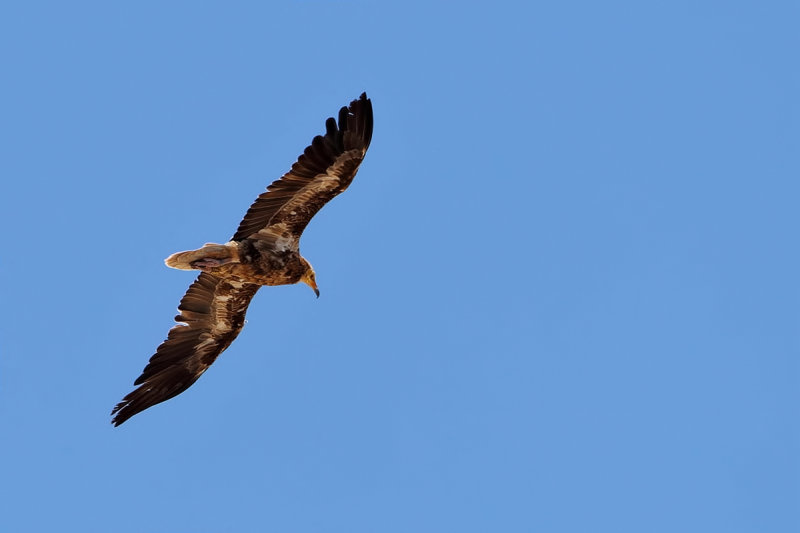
left=111, top=273, right=259, bottom=426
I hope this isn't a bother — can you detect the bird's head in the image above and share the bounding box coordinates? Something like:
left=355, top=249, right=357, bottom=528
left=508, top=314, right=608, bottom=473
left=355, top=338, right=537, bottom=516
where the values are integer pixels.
left=299, top=258, right=320, bottom=298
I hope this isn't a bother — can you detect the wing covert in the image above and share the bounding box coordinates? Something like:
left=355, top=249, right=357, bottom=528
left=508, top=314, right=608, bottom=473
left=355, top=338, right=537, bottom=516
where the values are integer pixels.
left=232, top=92, right=373, bottom=241
left=111, top=273, right=259, bottom=426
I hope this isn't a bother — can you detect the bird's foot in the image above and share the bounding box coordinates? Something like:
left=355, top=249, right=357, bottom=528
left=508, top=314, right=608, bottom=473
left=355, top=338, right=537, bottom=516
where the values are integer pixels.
left=190, top=258, right=225, bottom=271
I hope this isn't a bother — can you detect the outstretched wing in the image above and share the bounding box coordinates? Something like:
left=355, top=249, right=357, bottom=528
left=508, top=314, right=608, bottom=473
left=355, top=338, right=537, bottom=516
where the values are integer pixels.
left=232, top=92, right=373, bottom=242
left=111, top=273, right=260, bottom=426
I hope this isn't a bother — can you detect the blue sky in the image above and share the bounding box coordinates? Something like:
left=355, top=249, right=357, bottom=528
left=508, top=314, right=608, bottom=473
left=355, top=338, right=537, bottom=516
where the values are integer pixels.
left=0, top=1, right=797, bottom=531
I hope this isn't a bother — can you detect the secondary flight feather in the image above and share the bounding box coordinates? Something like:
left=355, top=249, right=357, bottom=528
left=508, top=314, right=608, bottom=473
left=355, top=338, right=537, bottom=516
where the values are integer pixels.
left=111, top=93, right=373, bottom=426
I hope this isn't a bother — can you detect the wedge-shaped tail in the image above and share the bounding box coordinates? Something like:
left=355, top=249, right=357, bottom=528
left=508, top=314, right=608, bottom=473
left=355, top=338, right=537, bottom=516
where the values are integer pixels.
left=165, top=242, right=240, bottom=271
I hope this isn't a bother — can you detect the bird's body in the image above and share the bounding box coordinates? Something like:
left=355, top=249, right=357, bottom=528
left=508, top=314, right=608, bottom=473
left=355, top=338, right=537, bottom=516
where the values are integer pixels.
left=164, top=238, right=312, bottom=287
left=111, top=93, right=373, bottom=426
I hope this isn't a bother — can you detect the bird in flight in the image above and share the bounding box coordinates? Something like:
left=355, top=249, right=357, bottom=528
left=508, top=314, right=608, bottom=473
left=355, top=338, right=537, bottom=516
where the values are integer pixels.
left=111, top=93, right=373, bottom=426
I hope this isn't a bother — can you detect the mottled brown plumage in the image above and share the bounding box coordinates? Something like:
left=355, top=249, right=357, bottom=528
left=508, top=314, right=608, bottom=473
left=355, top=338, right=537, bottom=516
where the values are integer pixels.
left=111, top=93, right=373, bottom=426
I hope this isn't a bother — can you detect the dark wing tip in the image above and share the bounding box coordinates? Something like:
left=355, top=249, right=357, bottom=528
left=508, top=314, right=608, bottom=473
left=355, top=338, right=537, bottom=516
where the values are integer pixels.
left=111, top=367, right=200, bottom=426
left=339, top=92, right=373, bottom=151
left=231, top=92, right=373, bottom=241
left=111, top=274, right=256, bottom=427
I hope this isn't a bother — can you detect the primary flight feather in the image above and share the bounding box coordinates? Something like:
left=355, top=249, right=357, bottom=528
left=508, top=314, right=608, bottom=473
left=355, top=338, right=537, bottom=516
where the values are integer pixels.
left=111, top=93, right=373, bottom=426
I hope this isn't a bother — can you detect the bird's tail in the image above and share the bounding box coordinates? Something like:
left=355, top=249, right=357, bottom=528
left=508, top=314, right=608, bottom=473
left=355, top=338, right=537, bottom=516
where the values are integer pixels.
left=164, top=242, right=240, bottom=271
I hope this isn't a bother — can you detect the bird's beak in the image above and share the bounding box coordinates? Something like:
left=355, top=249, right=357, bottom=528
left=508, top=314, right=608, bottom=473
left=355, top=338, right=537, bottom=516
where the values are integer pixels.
left=304, top=278, right=320, bottom=298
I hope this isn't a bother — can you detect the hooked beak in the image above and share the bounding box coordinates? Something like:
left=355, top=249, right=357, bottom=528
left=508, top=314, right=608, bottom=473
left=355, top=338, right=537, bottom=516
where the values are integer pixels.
left=303, top=278, right=320, bottom=298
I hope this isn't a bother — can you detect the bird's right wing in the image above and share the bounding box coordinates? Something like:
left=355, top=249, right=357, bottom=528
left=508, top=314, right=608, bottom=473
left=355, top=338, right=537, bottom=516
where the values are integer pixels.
left=232, top=92, right=373, bottom=242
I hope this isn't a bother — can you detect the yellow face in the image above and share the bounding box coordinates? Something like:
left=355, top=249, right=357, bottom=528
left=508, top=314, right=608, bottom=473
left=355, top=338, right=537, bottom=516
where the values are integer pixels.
left=301, top=269, right=320, bottom=297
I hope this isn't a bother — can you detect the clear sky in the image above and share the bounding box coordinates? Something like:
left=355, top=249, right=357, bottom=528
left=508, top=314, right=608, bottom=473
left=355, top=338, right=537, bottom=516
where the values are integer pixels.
left=0, top=1, right=797, bottom=532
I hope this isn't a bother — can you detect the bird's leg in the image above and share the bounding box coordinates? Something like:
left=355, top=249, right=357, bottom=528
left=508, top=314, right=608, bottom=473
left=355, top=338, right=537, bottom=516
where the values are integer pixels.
left=190, top=257, right=230, bottom=271
left=190, top=258, right=220, bottom=269
left=165, top=242, right=240, bottom=271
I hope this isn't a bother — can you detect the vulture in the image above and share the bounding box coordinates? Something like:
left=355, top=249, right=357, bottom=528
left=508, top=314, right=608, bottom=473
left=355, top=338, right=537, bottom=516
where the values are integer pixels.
left=111, top=93, right=373, bottom=426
